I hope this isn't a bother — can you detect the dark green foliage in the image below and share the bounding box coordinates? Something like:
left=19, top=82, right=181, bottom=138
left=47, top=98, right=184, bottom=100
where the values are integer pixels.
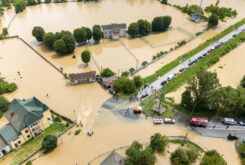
left=32, top=26, right=45, bottom=42
left=181, top=90, right=193, bottom=109
left=25, top=160, right=32, bottom=165
left=171, top=147, right=199, bottom=165
left=44, top=0, right=51, bottom=3
left=133, top=75, right=143, bottom=88
left=205, top=4, right=237, bottom=21
left=129, top=68, right=135, bottom=73
left=100, top=68, right=115, bottom=77
left=53, top=39, right=66, bottom=55
left=150, top=133, right=168, bottom=152
left=53, top=116, right=62, bottom=122
left=128, top=23, right=139, bottom=37
left=200, top=150, right=227, bottom=165
left=74, top=129, right=81, bottom=135
left=0, top=96, right=10, bottom=114
left=137, top=19, right=151, bottom=35
left=73, top=28, right=87, bottom=43
left=1, top=0, right=11, bottom=7
left=161, top=0, right=167, bottom=4
left=43, top=32, right=55, bottom=50
left=208, top=14, right=219, bottom=28
left=27, top=0, right=37, bottom=5
left=174, top=4, right=204, bottom=16
left=42, top=135, right=57, bottom=152
left=113, top=76, right=136, bottom=94
left=0, top=77, right=17, bottom=94
left=81, top=50, right=91, bottom=64
left=177, top=40, right=186, bottom=46
left=65, top=122, right=70, bottom=127
left=2, top=27, right=8, bottom=37
left=14, top=0, right=26, bottom=13
left=125, top=141, right=156, bottom=165
left=92, top=25, right=102, bottom=42
left=241, top=75, right=245, bottom=88
left=61, top=34, right=76, bottom=54
left=121, top=71, right=129, bottom=77
left=85, top=27, right=92, bottom=40
left=0, top=6, right=3, bottom=16
left=238, top=143, right=245, bottom=164
left=142, top=61, right=147, bottom=66
left=152, top=16, right=172, bottom=32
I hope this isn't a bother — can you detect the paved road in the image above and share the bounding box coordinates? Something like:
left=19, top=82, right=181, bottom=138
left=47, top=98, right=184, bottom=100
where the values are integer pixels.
left=139, top=24, right=245, bottom=97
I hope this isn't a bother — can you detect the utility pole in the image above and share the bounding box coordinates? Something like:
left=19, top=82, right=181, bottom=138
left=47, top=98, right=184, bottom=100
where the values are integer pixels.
left=158, top=88, right=163, bottom=111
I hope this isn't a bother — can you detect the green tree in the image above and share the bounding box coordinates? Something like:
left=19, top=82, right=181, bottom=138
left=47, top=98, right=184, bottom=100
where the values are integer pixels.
left=137, top=19, right=151, bottom=35
left=100, top=68, right=115, bottom=77
left=42, top=135, right=57, bottom=152
left=1, top=0, right=11, bottom=7
left=200, top=150, right=227, bottom=165
left=44, top=0, right=51, bottom=3
left=162, top=16, right=172, bottom=30
left=121, top=71, right=129, bottom=77
left=92, top=25, right=102, bottom=42
left=2, top=27, right=8, bottom=37
left=208, top=14, right=219, bottom=28
left=185, top=70, right=220, bottom=113
left=62, top=34, right=76, bottom=54
left=150, top=133, right=168, bottom=152
left=14, top=0, right=26, bottom=13
left=171, top=147, right=199, bottom=165
left=241, top=75, right=245, bottom=88
left=161, top=0, right=167, bottom=4
left=73, top=28, right=87, bottom=43
left=238, top=143, right=245, bottom=164
left=32, top=26, right=45, bottom=42
left=0, top=78, right=17, bottom=94
left=133, top=75, right=143, bottom=88
left=128, top=22, right=139, bottom=37
left=53, top=39, right=66, bottom=55
left=43, top=32, right=55, bottom=50
left=81, top=50, right=91, bottom=64
left=85, top=27, right=92, bottom=40
left=181, top=90, right=193, bottom=109
left=113, top=76, right=136, bottom=94
left=0, top=96, right=9, bottom=114
left=152, top=16, right=172, bottom=32
left=27, top=0, right=37, bottom=5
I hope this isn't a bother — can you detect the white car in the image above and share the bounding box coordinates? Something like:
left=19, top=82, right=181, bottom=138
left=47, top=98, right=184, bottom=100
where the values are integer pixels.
left=167, top=75, right=175, bottom=81
left=184, top=65, right=189, bottom=69
left=164, top=118, right=175, bottom=124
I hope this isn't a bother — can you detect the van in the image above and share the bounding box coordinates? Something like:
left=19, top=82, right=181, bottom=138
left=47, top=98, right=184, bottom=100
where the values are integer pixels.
left=167, top=75, right=175, bottom=81
left=223, top=118, right=237, bottom=125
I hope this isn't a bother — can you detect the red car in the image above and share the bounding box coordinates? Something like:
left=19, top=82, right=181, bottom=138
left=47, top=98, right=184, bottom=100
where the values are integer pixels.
left=207, top=49, right=212, bottom=53
left=190, top=117, right=208, bottom=127
left=179, top=68, right=185, bottom=72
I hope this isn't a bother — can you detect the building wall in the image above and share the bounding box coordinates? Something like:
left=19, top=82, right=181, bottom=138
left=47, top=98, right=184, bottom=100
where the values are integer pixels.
left=119, top=29, right=126, bottom=37
left=103, top=30, right=111, bottom=38
left=10, top=135, right=25, bottom=149
left=0, top=145, right=11, bottom=157
left=41, top=110, right=53, bottom=129
left=20, top=127, right=33, bottom=141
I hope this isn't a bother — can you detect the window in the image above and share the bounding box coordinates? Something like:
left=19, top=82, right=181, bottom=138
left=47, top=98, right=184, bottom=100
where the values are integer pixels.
left=18, top=141, right=21, bottom=144
left=25, top=130, right=28, bottom=133
left=27, top=135, right=31, bottom=138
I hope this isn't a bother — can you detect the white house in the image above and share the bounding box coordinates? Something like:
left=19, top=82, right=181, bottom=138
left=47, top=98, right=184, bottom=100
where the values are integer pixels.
left=101, top=23, right=127, bottom=40
left=0, top=136, right=11, bottom=157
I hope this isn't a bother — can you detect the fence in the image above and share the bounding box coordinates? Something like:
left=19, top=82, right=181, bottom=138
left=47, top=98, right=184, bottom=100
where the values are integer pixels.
left=0, top=35, right=19, bottom=40
left=18, top=147, right=43, bottom=165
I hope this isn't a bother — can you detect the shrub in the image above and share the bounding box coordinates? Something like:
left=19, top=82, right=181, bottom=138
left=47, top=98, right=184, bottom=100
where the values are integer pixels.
left=177, top=40, right=186, bottom=46
left=171, top=147, right=199, bottom=165
left=74, top=129, right=81, bottom=135
left=142, top=61, right=147, bottom=66
left=121, top=71, right=129, bottom=77
left=133, top=75, right=143, bottom=88
left=2, top=27, right=8, bottom=37
left=0, top=96, right=10, bottom=113
left=129, top=68, right=135, bottom=73
left=26, top=160, right=32, bottom=165
left=32, top=26, right=45, bottom=42
left=208, top=14, right=219, bottom=28
left=241, top=75, right=245, bottom=88
left=0, top=78, right=17, bottom=94
left=150, top=133, right=168, bottom=152
left=14, top=0, right=26, bottom=13
left=45, top=0, right=51, bottom=3
left=200, top=150, right=227, bottom=165
left=53, top=116, right=62, bottom=122
left=65, top=122, right=70, bottom=127
left=81, top=50, right=91, bottom=64
left=42, top=135, right=57, bottom=152
left=113, top=76, right=136, bottom=94
left=100, top=68, right=115, bottom=77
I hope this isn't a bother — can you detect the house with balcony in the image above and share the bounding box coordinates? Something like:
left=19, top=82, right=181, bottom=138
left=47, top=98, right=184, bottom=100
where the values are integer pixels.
left=101, top=23, right=127, bottom=40
left=0, top=97, right=53, bottom=157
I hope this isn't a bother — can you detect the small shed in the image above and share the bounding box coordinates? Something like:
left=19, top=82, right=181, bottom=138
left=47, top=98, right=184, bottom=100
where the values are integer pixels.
left=102, top=76, right=118, bottom=88
left=100, top=151, right=124, bottom=165
left=69, top=71, right=96, bottom=85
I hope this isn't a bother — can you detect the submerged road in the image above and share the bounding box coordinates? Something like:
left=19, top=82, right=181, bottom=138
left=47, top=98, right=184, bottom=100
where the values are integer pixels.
left=139, top=24, right=245, bottom=96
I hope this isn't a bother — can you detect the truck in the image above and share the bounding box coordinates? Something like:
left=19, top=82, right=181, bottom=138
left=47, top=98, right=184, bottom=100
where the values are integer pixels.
left=190, top=117, right=208, bottom=127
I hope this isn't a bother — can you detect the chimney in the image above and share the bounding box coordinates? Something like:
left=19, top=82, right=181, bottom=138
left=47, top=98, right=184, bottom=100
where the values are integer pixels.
left=10, top=112, right=15, bottom=118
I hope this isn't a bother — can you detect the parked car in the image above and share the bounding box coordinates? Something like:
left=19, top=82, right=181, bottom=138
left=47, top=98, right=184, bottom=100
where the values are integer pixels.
left=233, top=33, right=238, bottom=37
left=133, top=106, right=143, bottom=114
left=207, top=49, right=212, bottom=53
left=164, top=118, right=175, bottom=124
left=179, top=68, right=185, bottom=72
left=203, top=53, right=207, bottom=56
left=193, top=59, right=198, bottom=63
left=141, top=93, right=148, bottom=98
left=188, top=61, right=193, bottom=66
left=215, top=45, right=219, bottom=49
left=223, top=118, right=237, bottom=125
left=109, top=88, right=116, bottom=94
left=174, top=72, right=180, bottom=76
left=227, top=133, right=238, bottom=140
left=167, top=75, right=175, bottom=81
left=239, top=121, right=245, bottom=126
left=161, top=80, right=167, bottom=86
left=190, top=117, right=208, bottom=127
left=197, top=56, right=203, bottom=60
left=153, top=118, right=164, bottom=124
left=184, top=65, right=189, bottom=69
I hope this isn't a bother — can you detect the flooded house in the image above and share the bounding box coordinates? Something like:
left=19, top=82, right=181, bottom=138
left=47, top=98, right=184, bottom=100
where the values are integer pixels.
left=101, top=76, right=118, bottom=88
left=68, top=71, right=96, bottom=85
left=101, top=23, right=127, bottom=40
left=100, top=151, right=124, bottom=165
left=0, top=97, right=53, bottom=157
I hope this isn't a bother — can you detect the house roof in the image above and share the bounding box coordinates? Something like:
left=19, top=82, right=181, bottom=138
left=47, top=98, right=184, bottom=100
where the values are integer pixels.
left=0, top=135, right=7, bottom=150
left=0, top=124, right=19, bottom=144
left=100, top=151, right=124, bottom=165
left=102, top=76, right=118, bottom=83
left=101, top=23, right=126, bottom=31
left=69, top=71, right=96, bottom=81
left=4, top=97, right=49, bottom=133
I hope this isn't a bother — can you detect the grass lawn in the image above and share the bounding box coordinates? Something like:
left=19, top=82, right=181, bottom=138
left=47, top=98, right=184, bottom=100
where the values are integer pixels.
left=0, top=121, right=65, bottom=165
left=169, top=139, right=204, bottom=152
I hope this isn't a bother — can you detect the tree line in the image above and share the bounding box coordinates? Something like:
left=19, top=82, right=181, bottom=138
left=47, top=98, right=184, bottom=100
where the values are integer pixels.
left=128, top=16, right=172, bottom=37
left=181, top=71, right=245, bottom=117
left=32, top=25, right=102, bottom=55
